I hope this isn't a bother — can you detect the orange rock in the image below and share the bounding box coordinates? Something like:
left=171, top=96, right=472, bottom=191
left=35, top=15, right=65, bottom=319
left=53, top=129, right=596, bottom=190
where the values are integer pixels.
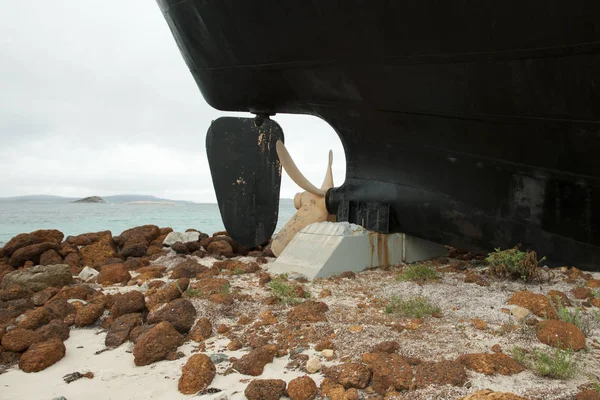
left=19, top=338, right=65, bottom=373
left=457, top=353, right=525, bottom=375
left=507, top=291, right=557, bottom=319
left=471, top=318, right=488, bottom=330
left=587, top=279, right=600, bottom=288
left=97, top=263, right=131, bottom=286
left=414, top=360, right=467, bottom=388
left=460, top=389, right=530, bottom=399
left=536, top=320, right=586, bottom=351
left=287, top=375, right=318, bottom=400
left=348, top=325, right=363, bottom=333
left=178, top=354, right=216, bottom=394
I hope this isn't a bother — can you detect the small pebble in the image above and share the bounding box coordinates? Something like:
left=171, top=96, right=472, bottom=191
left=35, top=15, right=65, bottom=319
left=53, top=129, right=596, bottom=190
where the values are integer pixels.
left=209, top=353, right=229, bottom=364
left=306, top=356, right=321, bottom=373
left=321, top=349, right=334, bottom=358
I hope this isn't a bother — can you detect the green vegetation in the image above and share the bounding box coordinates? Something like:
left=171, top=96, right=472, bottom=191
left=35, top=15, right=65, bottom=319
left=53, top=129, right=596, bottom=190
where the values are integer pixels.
left=183, top=282, right=230, bottom=298
left=232, top=267, right=245, bottom=275
left=549, top=296, right=600, bottom=337
left=486, top=246, right=546, bottom=281
left=512, top=346, right=577, bottom=379
left=268, top=275, right=308, bottom=305
left=385, top=295, right=441, bottom=318
left=396, top=263, right=440, bottom=283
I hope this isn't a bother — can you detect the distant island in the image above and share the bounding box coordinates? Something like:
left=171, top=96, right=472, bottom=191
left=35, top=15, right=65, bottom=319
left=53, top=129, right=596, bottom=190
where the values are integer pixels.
left=72, top=196, right=106, bottom=203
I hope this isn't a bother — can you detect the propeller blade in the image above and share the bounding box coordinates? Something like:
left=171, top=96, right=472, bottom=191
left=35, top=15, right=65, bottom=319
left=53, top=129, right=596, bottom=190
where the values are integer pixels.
left=276, top=140, right=326, bottom=197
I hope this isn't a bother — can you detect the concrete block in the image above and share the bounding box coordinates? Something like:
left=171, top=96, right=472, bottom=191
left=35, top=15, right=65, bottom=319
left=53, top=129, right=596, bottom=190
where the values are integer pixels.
left=269, top=222, right=447, bottom=280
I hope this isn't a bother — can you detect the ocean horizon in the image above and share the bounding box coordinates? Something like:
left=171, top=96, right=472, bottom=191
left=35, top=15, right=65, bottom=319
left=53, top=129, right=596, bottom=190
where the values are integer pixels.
left=0, top=201, right=297, bottom=245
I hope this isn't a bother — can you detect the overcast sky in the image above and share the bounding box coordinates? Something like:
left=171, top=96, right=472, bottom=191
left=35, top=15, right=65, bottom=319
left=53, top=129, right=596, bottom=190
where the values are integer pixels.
left=0, top=0, right=346, bottom=203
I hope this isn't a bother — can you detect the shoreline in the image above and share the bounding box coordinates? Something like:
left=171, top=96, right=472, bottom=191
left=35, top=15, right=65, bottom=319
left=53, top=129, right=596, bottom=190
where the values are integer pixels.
left=1, top=226, right=600, bottom=400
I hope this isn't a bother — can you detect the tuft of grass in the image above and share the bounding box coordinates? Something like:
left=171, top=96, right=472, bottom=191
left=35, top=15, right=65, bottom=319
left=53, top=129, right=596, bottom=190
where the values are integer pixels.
left=396, top=263, right=439, bottom=283
left=232, top=267, right=245, bottom=275
left=512, top=346, right=577, bottom=379
left=593, top=382, right=600, bottom=392
left=268, top=276, right=301, bottom=305
left=549, top=296, right=600, bottom=337
left=486, top=246, right=545, bottom=281
left=385, top=295, right=441, bottom=319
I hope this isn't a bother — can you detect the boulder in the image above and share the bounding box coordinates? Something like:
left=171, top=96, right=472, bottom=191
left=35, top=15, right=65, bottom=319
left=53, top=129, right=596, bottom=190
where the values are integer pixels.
left=362, top=353, right=413, bottom=393
left=79, top=233, right=117, bottom=268
left=45, top=300, right=76, bottom=320
left=3, top=230, right=64, bottom=258
left=9, top=243, right=61, bottom=267
left=1, top=328, right=43, bottom=352
left=206, top=240, right=233, bottom=257
left=178, top=354, right=216, bottom=394
left=170, top=259, right=206, bottom=279
left=75, top=303, right=105, bottom=327
left=536, top=320, right=586, bottom=351
left=18, top=306, right=57, bottom=330
left=457, top=353, right=525, bottom=375
left=97, top=263, right=131, bottom=286
left=231, top=347, right=276, bottom=376
left=146, top=278, right=188, bottom=310
left=133, top=321, right=184, bottom=366
left=119, top=236, right=149, bottom=259
left=48, top=285, right=95, bottom=303
left=189, top=317, right=212, bottom=342
left=66, top=230, right=110, bottom=246
left=36, top=319, right=70, bottom=341
left=39, top=250, right=63, bottom=266
left=2, top=264, right=73, bottom=292
left=170, top=242, right=190, bottom=255
left=414, top=360, right=467, bottom=388
left=287, top=301, right=329, bottom=323
left=507, top=291, right=557, bottom=319
left=323, top=363, right=372, bottom=389
left=110, top=290, right=146, bottom=318
left=19, top=338, right=66, bottom=373
left=244, top=379, right=287, bottom=400
left=31, top=287, right=59, bottom=306
left=105, top=313, right=143, bottom=347
left=147, top=298, right=196, bottom=333
left=116, top=225, right=161, bottom=248
left=163, top=232, right=200, bottom=247
left=287, top=376, right=318, bottom=400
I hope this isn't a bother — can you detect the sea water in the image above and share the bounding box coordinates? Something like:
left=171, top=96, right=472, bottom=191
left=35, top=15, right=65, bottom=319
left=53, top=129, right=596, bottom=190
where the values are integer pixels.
left=0, top=202, right=297, bottom=245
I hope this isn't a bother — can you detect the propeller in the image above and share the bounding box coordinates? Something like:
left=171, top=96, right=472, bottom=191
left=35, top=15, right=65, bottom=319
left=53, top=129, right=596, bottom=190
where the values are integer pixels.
left=271, top=140, right=336, bottom=256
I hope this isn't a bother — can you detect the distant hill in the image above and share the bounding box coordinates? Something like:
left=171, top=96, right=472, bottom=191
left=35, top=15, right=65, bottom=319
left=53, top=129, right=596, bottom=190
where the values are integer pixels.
left=0, top=194, right=195, bottom=204
left=72, top=196, right=106, bottom=203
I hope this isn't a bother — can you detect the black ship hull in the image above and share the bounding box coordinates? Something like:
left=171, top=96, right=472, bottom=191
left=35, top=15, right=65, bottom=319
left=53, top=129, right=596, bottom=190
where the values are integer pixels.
left=157, top=1, right=600, bottom=270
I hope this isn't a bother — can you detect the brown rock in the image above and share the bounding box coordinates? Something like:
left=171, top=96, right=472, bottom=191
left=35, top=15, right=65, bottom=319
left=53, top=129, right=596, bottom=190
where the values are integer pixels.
left=0, top=285, right=32, bottom=301
left=188, top=278, right=230, bottom=299
left=287, top=301, right=329, bottom=323
left=571, top=287, right=593, bottom=299
left=259, top=310, right=278, bottom=325
left=371, top=341, right=400, bottom=354
left=146, top=245, right=164, bottom=257
left=189, top=317, right=212, bottom=342
left=171, top=242, right=189, bottom=255
left=471, top=317, right=488, bottom=330
left=79, top=233, right=117, bottom=268
left=457, top=353, right=525, bottom=375
left=536, top=320, right=586, bottom=350
left=119, top=236, right=150, bottom=259
left=146, top=278, right=188, bottom=310
left=414, top=360, right=467, bottom=388
left=170, top=259, right=206, bottom=279
left=66, top=231, right=110, bottom=246
left=321, top=379, right=346, bottom=400
left=48, top=285, right=95, bottom=303
left=244, top=379, right=287, bottom=400
left=362, top=353, right=412, bottom=393
left=45, top=300, right=76, bottom=320
left=232, top=347, right=276, bottom=376
left=507, top=291, right=557, bottom=319
left=31, top=287, right=59, bottom=306
left=116, top=225, right=161, bottom=248
left=323, top=363, right=372, bottom=389
left=1, top=328, right=43, bottom=352
left=130, top=324, right=155, bottom=343
left=19, top=338, right=66, bottom=372
left=592, top=298, right=600, bottom=308
left=577, top=390, right=600, bottom=400
left=461, top=390, right=530, bottom=400
left=57, top=242, right=78, bottom=258
left=208, top=293, right=234, bottom=305
left=110, top=290, right=146, bottom=318
left=314, top=338, right=334, bottom=351
left=147, top=298, right=196, bottom=333
left=227, top=338, right=243, bottom=351
left=213, top=259, right=259, bottom=274
left=133, top=321, right=184, bottom=366
left=287, top=375, right=318, bottom=400
left=0, top=349, right=20, bottom=365
left=97, top=263, right=131, bottom=286
left=547, top=290, right=571, bottom=307
left=587, top=279, right=600, bottom=288
left=178, top=354, right=216, bottom=394
left=36, top=319, right=70, bottom=341
left=105, top=313, right=143, bottom=347
left=18, top=306, right=56, bottom=330
left=3, top=230, right=64, bottom=258
left=207, top=240, right=233, bottom=257
left=39, top=249, right=63, bottom=266
left=75, top=303, right=105, bottom=326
